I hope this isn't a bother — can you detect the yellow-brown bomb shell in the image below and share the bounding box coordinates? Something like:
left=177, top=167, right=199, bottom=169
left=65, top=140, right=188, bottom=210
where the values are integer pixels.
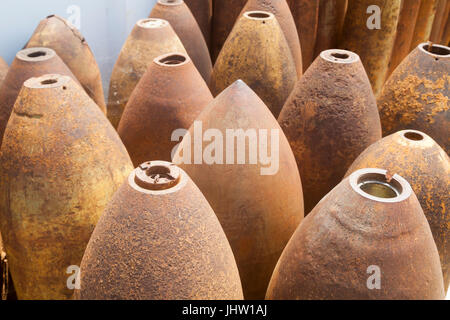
left=212, top=11, right=298, bottom=118
left=118, top=53, right=213, bottom=166
left=211, top=0, right=247, bottom=62
left=75, top=161, right=243, bottom=300
left=267, top=169, right=445, bottom=300
left=278, top=50, right=382, bottom=215
left=378, top=43, right=449, bottom=153
left=239, top=0, right=303, bottom=77
left=313, top=0, right=348, bottom=59
left=0, top=57, right=8, bottom=85
left=410, top=0, right=439, bottom=50
left=286, top=0, right=320, bottom=72
left=0, top=74, right=133, bottom=300
left=339, top=0, right=402, bottom=96
left=184, top=0, right=212, bottom=47
left=430, top=0, right=449, bottom=44
left=25, top=15, right=106, bottom=113
left=173, top=80, right=304, bottom=299
left=345, top=130, right=450, bottom=291
left=107, top=18, right=187, bottom=129
left=0, top=47, right=79, bottom=145
left=443, top=14, right=450, bottom=45
left=388, top=0, right=422, bottom=77
left=150, top=0, right=212, bottom=84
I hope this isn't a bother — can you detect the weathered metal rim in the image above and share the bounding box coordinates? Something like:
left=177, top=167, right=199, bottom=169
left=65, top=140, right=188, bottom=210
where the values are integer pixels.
left=244, top=11, right=275, bottom=21
left=397, top=130, right=435, bottom=148
left=154, top=52, right=190, bottom=67
left=17, top=47, right=56, bottom=62
left=24, top=74, right=71, bottom=89
left=419, top=43, right=450, bottom=58
left=129, top=161, right=188, bottom=195
left=158, top=0, right=182, bottom=6
left=321, top=49, right=360, bottom=64
left=137, top=18, right=168, bottom=29
left=349, top=168, right=412, bottom=203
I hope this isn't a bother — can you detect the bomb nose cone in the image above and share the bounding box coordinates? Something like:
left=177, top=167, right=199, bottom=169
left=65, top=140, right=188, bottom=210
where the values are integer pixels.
left=134, top=161, right=181, bottom=191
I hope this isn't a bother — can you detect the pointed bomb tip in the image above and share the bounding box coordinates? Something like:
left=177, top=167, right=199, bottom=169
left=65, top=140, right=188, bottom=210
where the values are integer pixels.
left=24, top=74, right=71, bottom=89
left=154, top=52, right=190, bottom=67
left=349, top=168, right=412, bottom=204
left=17, top=47, right=56, bottom=62
left=217, top=79, right=261, bottom=102
left=418, top=43, right=450, bottom=59
left=137, top=18, right=169, bottom=29
left=320, top=49, right=360, bottom=64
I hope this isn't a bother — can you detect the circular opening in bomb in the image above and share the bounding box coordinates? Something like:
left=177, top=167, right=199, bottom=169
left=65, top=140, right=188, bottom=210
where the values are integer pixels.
left=159, top=0, right=181, bottom=5
left=422, top=44, right=450, bottom=56
left=27, top=51, right=47, bottom=58
left=134, top=161, right=182, bottom=191
left=331, top=52, right=350, bottom=60
left=357, top=173, right=403, bottom=199
left=246, top=12, right=271, bottom=19
left=404, top=131, right=424, bottom=141
left=138, top=18, right=167, bottom=28
left=41, top=79, right=58, bottom=85
left=158, top=54, right=187, bottom=65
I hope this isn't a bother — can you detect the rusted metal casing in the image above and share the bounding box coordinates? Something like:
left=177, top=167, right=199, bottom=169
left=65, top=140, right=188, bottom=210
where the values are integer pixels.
left=76, top=161, right=243, bottom=300
left=211, top=0, right=247, bottom=62
left=378, top=43, right=449, bottom=153
left=107, top=18, right=187, bottom=129
left=173, top=80, right=304, bottom=299
left=150, top=0, right=212, bottom=84
left=267, top=169, right=445, bottom=300
left=25, top=15, right=106, bottom=113
left=279, top=49, right=382, bottom=215
left=212, top=11, right=297, bottom=118
left=184, top=0, right=213, bottom=47
left=286, top=0, right=319, bottom=72
left=387, top=0, right=422, bottom=76
left=314, top=0, right=348, bottom=59
left=0, top=74, right=133, bottom=300
left=0, top=47, right=79, bottom=145
left=0, top=57, right=8, bottom=85
left=410, top=0, right=439, bottom=49
left=239, top=0, right=303, bottom=77
left=118, top=53, right=213, bottom=166
left=339, top=0, right=402, bottom=96
left=346, top=130, right=450, bottom=291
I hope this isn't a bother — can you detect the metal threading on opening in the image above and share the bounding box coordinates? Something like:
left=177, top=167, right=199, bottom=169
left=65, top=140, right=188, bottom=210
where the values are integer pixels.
left=134, top=161, right=181, bottom=191
left=349, top=168, right=412, bottom=203
left=321, top=49, right=359, bottom=64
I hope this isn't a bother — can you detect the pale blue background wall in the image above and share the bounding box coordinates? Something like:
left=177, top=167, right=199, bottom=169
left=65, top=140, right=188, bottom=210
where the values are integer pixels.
left=0, top=0, right=158, bottom=95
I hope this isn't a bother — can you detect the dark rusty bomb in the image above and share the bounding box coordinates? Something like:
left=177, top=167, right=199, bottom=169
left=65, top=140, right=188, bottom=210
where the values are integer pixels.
left=76, top=161, right=244, bottom=300
left=266, top=168, right=445, bottom=300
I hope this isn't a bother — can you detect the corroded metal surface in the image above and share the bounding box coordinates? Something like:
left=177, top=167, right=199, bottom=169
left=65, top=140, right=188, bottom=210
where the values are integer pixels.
left=211, top=0, right=247, bottom=62
left=76, top=161, right=243, bottom=300
left=26, top=15, right=106, bottom=113
left=0, top=57, right=8, bottom=85
left=0, top=74, right=133, bottom=300
left=150, top=0, right=212, bottom=84
left=267, top=169, right=445, bottom=300
left=430, top=0, right=449, bottom=43
left=340, top=0, right=402, bottom=96
left=314, top=0, right=348, bottom=59
left=346, top=130, right=450, bottom=291
left=184, top=0, right=213, bottom=47
left=212, top=11, right=297, bottom=118
left=118, top=53, right=213, bottom=166
left=410, top=0, right=439, bottom=49
left=107, top=18, right=187, bottom=129
left=378, top=43, right=449, bottom=153
left=388, top=0, right=422, bottom=76
left=240, top=0, right=303, bottom=77
left=279, top=50, right=382, bottom=215
left=173, top=80, right=304, bottom=299
left=0, top=47, right=79, bottom=145
left=286, top=0, right=319, bottom=71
